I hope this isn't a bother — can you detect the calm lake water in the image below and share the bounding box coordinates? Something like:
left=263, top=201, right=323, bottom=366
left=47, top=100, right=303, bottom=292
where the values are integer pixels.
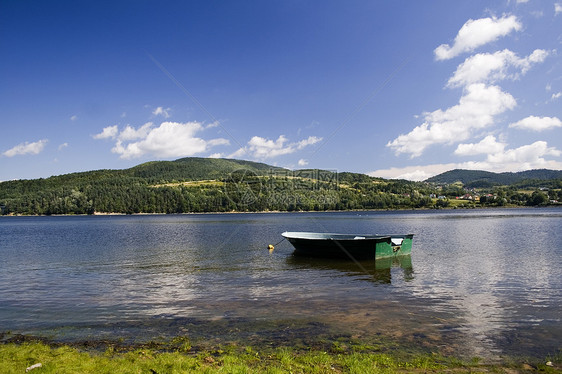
left=1, top=209, right=561, bottom=360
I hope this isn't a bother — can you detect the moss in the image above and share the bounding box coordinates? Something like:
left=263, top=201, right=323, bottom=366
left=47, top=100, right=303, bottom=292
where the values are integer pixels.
left=2, top=341, right=558, bottom=374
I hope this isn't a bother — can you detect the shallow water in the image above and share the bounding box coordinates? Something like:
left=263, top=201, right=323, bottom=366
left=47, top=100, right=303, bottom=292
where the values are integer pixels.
left=1, top=209, right=561, bottom=360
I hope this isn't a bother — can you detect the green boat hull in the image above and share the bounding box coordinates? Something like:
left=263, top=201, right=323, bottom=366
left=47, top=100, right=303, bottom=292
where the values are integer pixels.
left=282, top=232, right=414, bottom=260
left=375, top=234, right=413, bottom=258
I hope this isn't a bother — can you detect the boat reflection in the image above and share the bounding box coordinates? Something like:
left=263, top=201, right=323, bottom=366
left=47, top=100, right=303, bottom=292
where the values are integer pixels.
left=286, top=254, right=413, bottom=284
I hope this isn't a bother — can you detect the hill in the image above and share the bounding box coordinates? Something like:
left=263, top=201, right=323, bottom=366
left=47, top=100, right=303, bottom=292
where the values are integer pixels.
left=126, top=157, right=288, bottom=181
left=425, top=169, right=562, bottom=187
left=1, top=160, right=560, bottom=215
left=0, top=157, right=435, bottom=215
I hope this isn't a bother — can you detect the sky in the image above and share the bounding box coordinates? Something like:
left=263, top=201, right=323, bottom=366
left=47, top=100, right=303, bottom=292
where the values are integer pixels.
left=1, top=1, right=562, bottom=182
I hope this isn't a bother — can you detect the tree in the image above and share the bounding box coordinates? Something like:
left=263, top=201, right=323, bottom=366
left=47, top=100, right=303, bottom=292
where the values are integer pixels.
left=528, top=191, right=548, bottom=206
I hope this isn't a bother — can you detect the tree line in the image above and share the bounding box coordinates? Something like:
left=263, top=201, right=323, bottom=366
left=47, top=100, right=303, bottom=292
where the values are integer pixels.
left=2, top=172, right=559, bottom=215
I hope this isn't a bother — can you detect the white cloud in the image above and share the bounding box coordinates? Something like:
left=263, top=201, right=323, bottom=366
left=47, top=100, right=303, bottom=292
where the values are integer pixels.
left=118, top=122, right=153, bottom=141
left=3, top=139, right=48, bottom=157
left=116, top=121, right=228, bottom=159
left=509, top=116, right=562, bottom=131
left=70, top=115, right=78, bottom=121
left=93, top=125, right=119, bottom=139
left=530, top=10, right=544, bottom=18
left=207, top=138, right=230, bottom=147
left=58, top=143, right=69, bottom=151
left=447, top=49, right=550, bottom=88
left=371, top=141, right=562, bottom=181
left=369, top=164, right=458, bottom=181
left=551, top=92, right=561, bottom=100
left=434, top=15, right=522, bottom=60
left=486, top=141, right=560, bottom=166
left=387, top=84, right=516, bottom=157
left=228, top=147, right=247, bottom=159
left=454, top=135, right=506, bottom=156
left=298, top=159, right=309, bottom=166
left=296, top=136, right=322, bottom=149
left=95, top=121, right=229, bottom=159
left=152, top=106, right=171, bottom=118
left=555, top=3, right=562, bottom=15
left=229, top=135, right=322, bottom=159
left=205, top=121, right=220, bottom=129
left=393, top=169, right=435, bottom=181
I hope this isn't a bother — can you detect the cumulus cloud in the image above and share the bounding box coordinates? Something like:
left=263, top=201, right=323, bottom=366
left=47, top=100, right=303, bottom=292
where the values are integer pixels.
left=387, top=84, right=516, bottom=157
left=205, top=121, right=220, bottom=129
left=509, top=116, right=562, bottom=131
left=486, top=141, right=560, bottom=166
left=152, top=106, right=171, bottom=118
left=3, top=139, right=48, bottom=157
left=119, top=122, right=153, bottom=141
left=372, top=141, right=561, bottom=181
left=454, top=135, right=506, bottom=156
left=556, top=3, right=562, bottom=15
left=70, top=115, right=78, bottom=121
left=298, top=159, right=309, bottom=166
left=369, top=164, right=458, bottom=181
left=58, top=143, right=69, bottom=151
left=229, top=135, right=322, bottom=159
left=95, top=121, right=229, bottom=159
left=434, top=15, right=522, bottom=60
left=93, top=125, right=119, bottom=139
left=447, top=49, right=550, bottom=88
left=383, top=12, right=561, bottom=179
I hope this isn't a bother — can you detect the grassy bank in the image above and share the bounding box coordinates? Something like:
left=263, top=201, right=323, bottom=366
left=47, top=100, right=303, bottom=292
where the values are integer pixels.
left=1, top=341, right=560, bottom=373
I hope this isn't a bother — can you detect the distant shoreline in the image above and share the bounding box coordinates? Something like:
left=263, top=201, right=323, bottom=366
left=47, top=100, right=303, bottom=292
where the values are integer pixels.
left=1, top=205, right=558, bottom=217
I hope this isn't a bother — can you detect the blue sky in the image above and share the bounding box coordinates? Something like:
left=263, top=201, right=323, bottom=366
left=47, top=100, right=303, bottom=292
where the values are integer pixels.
left=1, top=1, right=561, bottom=181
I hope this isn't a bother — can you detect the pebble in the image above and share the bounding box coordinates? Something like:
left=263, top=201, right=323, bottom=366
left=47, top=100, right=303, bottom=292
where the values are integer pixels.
left=26, top=363, right=42, bottom=372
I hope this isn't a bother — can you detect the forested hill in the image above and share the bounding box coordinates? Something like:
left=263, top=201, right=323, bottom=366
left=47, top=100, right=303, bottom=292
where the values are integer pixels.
left=1, top=159, right=560, bottom=215
left=0, top=157, right=288, bottom=214
left=0, top=157, right=284, bottom=193
left=426, top=169, right=562, bottom=187
left=0, top=157, right=431, bottom=215
left=125, top=157, right=288, bottom=181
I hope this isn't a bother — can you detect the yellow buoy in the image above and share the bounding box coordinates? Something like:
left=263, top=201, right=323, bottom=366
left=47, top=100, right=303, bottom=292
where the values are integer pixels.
left=268, top=244, right=274, bottom=252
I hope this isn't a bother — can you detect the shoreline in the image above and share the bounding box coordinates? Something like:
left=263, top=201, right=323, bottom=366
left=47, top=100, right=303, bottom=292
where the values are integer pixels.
left=1, top=333, right=559, bottom=373
left=1, top=205, right=559, bottom=217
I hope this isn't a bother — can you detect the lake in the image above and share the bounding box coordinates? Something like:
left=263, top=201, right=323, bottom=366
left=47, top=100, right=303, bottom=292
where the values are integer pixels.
left=1, top=209, right=560, bottom=361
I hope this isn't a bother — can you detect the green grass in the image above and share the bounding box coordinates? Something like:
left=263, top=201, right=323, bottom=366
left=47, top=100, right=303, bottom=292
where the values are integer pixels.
left=2, top=342, right=560, bottom=373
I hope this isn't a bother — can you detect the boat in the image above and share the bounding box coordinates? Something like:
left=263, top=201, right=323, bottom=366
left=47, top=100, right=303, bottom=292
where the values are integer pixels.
left=281, top=231, right=414, bottom=260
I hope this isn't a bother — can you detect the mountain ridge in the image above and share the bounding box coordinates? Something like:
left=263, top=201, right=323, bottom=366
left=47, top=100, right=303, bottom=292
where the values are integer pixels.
left=425, top=168, right=562, bottom=186
left=1, top=158, right=560, bottom=215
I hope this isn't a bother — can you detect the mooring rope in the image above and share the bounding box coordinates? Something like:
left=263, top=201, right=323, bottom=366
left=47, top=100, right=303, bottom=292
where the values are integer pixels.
left=267, top=237, right=286, bottom=251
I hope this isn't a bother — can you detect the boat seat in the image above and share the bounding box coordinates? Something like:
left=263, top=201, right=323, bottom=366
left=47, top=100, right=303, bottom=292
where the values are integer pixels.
left=391, top=238, right=403, bottom=246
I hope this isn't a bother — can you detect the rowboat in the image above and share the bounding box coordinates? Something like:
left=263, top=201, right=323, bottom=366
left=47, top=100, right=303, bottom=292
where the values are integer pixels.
left=281, top=231, right=414, bottom=259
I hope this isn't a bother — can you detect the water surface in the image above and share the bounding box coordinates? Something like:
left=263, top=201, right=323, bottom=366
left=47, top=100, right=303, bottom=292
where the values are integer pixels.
left=1, top=209, right=560, bottom=360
